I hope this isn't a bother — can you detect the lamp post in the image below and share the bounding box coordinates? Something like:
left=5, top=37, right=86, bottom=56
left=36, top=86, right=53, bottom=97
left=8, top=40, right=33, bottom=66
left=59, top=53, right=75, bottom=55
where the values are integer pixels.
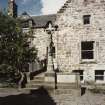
left=45, top=22, right=58, bottom=89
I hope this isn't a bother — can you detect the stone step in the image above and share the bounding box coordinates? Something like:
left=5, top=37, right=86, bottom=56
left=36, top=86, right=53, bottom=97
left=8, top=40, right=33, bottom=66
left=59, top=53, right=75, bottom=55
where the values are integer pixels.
left=26, top=83, right=44, bottom=88
left=27, top=82, right=43, bottom=85
left=57, top=0, right=71, bottom=14
left=54, top=89, right=73, bottom=94
left=51, top=97, right=74, bottom=103
left=59, top=8, right=65, bottom=11
left=64, top=3, right=69, bottom=6
left=56, top=83, right=79, bottom=89
left=52, top=97, right=74, bottom=103
left=50, top=89, right=81, bottom=103
left=33, top=77, right=44, bottom=81
left=62, top=5, right=68, bottom=9
left=55, top=89, right=80, bottom=95
left=66, top=0, right=71, bottom=3
left=26, top=82, right=79, bottom=90
left=58, top=11, right=65, bottom=13
left=28, top=79, right=44, bottom=84
left=28, top=74, right=45, bottom=85
left=33, top=73, right=45, bottom=78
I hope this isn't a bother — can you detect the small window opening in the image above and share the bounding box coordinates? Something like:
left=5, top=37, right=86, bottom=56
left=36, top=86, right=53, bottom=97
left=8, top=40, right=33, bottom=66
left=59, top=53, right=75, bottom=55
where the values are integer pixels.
left=83, top=15, right=91, bottom=24
left=22, top=21, right=29, bottom=28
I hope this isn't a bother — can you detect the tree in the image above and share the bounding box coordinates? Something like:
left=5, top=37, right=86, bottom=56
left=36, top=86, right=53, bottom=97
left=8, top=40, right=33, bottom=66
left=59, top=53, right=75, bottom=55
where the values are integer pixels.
left=0, top=12, right=37, bottom=85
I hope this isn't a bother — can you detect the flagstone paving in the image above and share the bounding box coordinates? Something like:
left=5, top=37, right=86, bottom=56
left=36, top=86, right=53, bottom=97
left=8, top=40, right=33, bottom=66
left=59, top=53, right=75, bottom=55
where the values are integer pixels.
left=51, top=90, right=105, bottom=105
left=0, top=88, right=105, bottom=105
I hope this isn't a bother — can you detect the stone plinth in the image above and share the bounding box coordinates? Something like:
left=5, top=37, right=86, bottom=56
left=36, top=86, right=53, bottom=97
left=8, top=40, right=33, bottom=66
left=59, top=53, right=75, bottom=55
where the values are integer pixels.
left=45, top=55, right=56, bottom=88
left=57, top=73, right=76, bottom=83
left=57, top=73, right=81, bottom=88
left=45, top=72, right=55, bottom=82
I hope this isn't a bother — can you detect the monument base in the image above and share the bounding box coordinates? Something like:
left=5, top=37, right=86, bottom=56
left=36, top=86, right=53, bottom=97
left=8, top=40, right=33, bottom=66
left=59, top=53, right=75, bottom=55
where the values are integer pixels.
left=44, top=71, right=57, bottom=89
left=45, top=72, right=55, bottom=82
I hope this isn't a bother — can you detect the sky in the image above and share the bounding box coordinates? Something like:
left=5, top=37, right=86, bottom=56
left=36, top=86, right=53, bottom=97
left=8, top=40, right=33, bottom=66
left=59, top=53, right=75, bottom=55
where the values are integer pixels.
left=0, top=0, right=67, bottom=16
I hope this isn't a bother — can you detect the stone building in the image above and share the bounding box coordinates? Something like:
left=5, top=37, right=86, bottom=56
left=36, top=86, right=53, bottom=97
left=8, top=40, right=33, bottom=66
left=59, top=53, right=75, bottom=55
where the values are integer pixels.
left=8, top=0, right=17, bottom=18
left=8, top=0, right=105, bottom=86
left=54, top=0, right=105, bottom=84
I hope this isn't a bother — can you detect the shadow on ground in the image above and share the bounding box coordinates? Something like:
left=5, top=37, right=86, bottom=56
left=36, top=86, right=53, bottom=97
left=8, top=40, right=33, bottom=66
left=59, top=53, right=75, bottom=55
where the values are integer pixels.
left=0, top=87, right=56, bottom=105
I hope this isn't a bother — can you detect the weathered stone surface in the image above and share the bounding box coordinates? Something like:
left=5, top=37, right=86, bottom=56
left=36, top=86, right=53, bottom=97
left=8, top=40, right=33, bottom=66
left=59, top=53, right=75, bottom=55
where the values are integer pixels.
left=53, top=0, right=105, bottom=83
left=31, top=0, right=105, bottom=84
left=33, top=28, right=49, bottom=60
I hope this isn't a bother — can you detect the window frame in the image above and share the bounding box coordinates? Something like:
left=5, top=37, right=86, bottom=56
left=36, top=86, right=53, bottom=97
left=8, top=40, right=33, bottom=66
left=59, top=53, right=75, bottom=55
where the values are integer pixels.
left=22, top=21, right=29, bottom=28
left=83, top=15, right=91, bottom=25
left=81, top=41, right=94, bottom=60
left=95, top=70, right=105, bottom=81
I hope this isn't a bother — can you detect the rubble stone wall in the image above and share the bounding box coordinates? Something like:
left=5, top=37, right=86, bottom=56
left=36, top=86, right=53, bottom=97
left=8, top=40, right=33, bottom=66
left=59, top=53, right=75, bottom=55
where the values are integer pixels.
left=54, top=0, right=105, bottom=82
left=33, top=28, right=49, bottom=61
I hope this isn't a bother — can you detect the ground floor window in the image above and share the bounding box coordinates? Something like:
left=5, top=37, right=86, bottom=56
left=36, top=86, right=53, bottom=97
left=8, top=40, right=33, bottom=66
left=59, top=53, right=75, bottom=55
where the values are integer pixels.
left=73, top=70, right=84, bottom=81
left=95, top=70, right=104, bottom=81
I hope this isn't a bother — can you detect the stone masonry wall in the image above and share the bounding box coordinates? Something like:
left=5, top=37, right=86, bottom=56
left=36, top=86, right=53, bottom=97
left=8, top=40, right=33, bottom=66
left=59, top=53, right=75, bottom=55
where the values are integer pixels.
left=33, top=28, right=49, bottom=61
left=54, top=0, right=105, bottom=82
left=32, top=0, right=105, bottom=83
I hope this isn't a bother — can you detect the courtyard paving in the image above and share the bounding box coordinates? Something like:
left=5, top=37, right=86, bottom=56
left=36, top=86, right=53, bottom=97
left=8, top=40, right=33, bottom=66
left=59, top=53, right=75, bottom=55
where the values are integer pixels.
left=0, top=88, right=105, bottom=105
left=74, top=91, right=105, bottom=105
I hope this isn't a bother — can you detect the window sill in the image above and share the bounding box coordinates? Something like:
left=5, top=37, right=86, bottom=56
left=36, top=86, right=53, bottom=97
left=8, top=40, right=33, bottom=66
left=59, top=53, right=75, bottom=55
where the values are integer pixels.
left=95, top=80, right=105, bottom=84
left=83, top=24, right=91, bottom=28
left=80, top=60, right=97, bottom=64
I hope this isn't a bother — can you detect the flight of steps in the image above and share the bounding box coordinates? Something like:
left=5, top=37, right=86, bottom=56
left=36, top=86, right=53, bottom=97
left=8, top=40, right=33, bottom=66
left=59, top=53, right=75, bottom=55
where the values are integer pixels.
left=49, top=88, right=81, bottom=105
left=26, top=73, right=45, bottom=89
left=26, top=74, right=81, bottom=105
left=26, top=72, right=81, bottom=91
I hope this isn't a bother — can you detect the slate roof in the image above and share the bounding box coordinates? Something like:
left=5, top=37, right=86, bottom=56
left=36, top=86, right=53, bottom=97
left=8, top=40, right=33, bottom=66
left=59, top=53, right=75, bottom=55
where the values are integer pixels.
left=32, top=14, right=57, bottom=28
left=19, top=12, right=32, bottom=21
left=31, top=0, right=71, bottom=28
left=18, top=0, right=71, bottom=28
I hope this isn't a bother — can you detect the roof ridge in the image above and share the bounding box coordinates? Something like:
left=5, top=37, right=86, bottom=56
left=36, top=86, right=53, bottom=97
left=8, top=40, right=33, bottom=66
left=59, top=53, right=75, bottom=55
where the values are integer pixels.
left=31, top=14, right=56, bottom=18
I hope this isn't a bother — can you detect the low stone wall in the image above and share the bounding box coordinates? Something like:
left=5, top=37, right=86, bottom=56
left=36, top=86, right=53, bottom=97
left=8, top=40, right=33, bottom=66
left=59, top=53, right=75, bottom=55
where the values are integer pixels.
left=57, top=73, right=75, bottom=83
left=57, top=73, right=80, bottom=83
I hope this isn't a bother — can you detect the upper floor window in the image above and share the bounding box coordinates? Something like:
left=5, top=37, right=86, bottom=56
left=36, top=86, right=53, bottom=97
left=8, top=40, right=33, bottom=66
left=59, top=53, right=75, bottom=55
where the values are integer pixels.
left=22, top=21, right=29, bottom=28
left=81, top=41, right=94, bottom=59
left=83, top=15, right=91, bottom=24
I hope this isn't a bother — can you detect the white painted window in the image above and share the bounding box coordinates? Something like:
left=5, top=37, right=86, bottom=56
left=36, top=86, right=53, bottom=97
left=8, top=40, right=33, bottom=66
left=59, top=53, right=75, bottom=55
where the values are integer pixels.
left=22, top=21, right=29, bottom=28
left=22, top=28, right=29, bottom=33
left=95, top=70, right=104, bottom=81
left=81, top=41, right=94, bottom=59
